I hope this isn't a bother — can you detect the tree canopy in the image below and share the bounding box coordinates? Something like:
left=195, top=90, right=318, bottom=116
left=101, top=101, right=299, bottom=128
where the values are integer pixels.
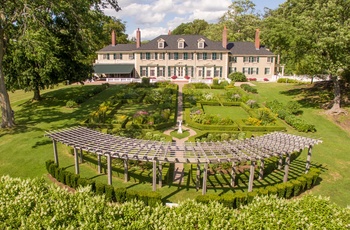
left=0, top=0, right=122, bottom=127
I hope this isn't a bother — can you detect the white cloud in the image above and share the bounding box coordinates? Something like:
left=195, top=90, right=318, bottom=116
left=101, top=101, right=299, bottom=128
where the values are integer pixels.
left=131, top=27, right=168, bottom=40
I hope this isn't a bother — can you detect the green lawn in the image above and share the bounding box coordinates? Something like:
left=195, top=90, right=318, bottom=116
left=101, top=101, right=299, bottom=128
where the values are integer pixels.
left=0, top=82, right=350, bottom=206
left=203, top=105, right=249, bottom=120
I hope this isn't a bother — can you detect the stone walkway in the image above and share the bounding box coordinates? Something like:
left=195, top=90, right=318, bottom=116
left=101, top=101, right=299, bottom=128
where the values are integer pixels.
left=163, top=82, right=196, bottom=185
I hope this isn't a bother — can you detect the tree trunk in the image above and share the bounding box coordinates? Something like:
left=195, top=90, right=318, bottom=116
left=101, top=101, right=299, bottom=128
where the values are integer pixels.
left=0, top=27, right=15, bottom=128
left=33, top=74, right=41, bottom=101
left=327, top=74, right=346, bottom=115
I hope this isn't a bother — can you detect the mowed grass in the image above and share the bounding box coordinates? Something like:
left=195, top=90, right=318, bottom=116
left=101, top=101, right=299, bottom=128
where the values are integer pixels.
left=203, top=105, right=249, bottom=120
left=0, top=82, right=350, bottom=206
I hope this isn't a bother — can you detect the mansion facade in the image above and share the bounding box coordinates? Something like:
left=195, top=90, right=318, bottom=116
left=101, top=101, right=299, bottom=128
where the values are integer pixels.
left=94, top=27, right=281, bottom=81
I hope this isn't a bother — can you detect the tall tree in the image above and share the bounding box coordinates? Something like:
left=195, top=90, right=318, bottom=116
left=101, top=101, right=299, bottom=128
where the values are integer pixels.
left=0, top=0, right=121, bottom=127
left=262, top=0, right=350, bottom=114
left=219, top=0, right=262, bottom=42
left=172, top=19, right=209, bottom=35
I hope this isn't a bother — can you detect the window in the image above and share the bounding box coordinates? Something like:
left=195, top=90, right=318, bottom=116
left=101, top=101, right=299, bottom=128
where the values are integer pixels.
left=157, top=38, right=165, bottom=49
left=212, top=53, right=217, bottom=60
left=103, top=54, right=110, bottom=60
left=146, top=53, right=151, bottom=60
left=150, top=67, right=155, bottom=77
left=197, top=38, right=205, bottom=49
left=158, top=67, right=164, bottom=77
left=203, top=53, right=207, bottom=60
left=178, top=53, right=183, bottom=60
left=265, top=68, right=270, bottom=75
left=198, top=70, right=202, bottom=77
left=184, top=53, right=188, bottom=60
left=141, top=67, right=147, bottom=76
left=177, top=38, right=185, bottom=49
left=214, top=70, right=220, bottom=77
left=244, top=56, right=259, bottom=63
left=230, top=56, right=237, bottom=63
left=197, top=53, right=203, bottom=60
left=243, top=67, right=259, bottom=75
left=229, top=67, right=237, bottom=73
left=129, top=54, right=134, bottom=60
left=267, top=57, right=274, bottom=63
left=174, top=53, right=179, bottom=60
left=206, top=70, right=211, bottom=77
left=150, top=53, right=157, bottom=60
left=158, top=53, right=165, bottom=60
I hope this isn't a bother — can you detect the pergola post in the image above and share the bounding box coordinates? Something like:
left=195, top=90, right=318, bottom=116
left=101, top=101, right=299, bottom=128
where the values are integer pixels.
left=259, top=159, right=265, bottom=180
left=248, top=160, right=255, bottom=192
left=124, top=158, right=128, bottom=182
left=283, top=153, right=290, bottom=182
left=278, top=154, right=283, bottom=169
left=202, top=163, right=208, bottom=195
left=152, top=159, right=157, bottom=191
left=231, top=161, right=236, bottom=187
left=79, top=148, right=83, bottom=163
left=97, top=154, right=102, bottom=174
left=107, top=154, right=112, bottom=185
left=74, top=147, right=79, bottom=174
left=158, top=162, right=162, bottom=188
left=52, top=140, right=59, bottom=167
left=196, top=163, right=201, bottom=191
left=305, top=145, right=312, bottom=173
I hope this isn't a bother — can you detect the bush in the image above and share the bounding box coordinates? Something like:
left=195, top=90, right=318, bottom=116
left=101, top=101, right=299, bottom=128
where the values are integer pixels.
left=235, top=191, right=247, bottom=208
left=285, top=182, right=294, bottom=198
left=291, top=180, right=302, bottom=196
left=240, top=84, right=257, bottom=93
left=95, top=182, right=105, bottom=195
left=66, top=100, right=78, bottom=108
left=275, top=183, right=287, bottom=198
left=219, top=194, right=236, bottom=208
left=146, top=192, right=162, bottom=207
left=228, top=72, right=247, bottom=82
left=104, top=185, right=115, bottom=202
left=126, top=190, right=139, bottom=202
left=115, top=188, right=127, bottom=203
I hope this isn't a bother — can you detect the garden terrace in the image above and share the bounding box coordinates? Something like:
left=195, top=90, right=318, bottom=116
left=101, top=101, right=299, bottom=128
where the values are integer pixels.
left=46, top=126, right=322, bottom=194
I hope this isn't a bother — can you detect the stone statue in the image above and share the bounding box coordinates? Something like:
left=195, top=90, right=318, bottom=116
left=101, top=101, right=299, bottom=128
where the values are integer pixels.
left=178, top=120, right=183, bottom=134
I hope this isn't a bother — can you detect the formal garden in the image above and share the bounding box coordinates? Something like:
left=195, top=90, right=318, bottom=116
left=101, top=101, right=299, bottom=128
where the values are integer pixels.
left=0, top=80, right=350, bottom=228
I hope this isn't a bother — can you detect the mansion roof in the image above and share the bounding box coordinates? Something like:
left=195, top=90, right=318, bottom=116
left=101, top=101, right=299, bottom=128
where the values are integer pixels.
left=97, top=34, right=274, bottom=56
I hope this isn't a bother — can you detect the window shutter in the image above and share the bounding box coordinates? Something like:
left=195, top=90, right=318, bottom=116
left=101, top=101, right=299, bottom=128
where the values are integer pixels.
left=220, top=67, right=222, bottom=77
left=155, top=53, right=158, bottom=60
left=168, top=66, right=170, bottom=77
left=256, top=68, right=259, bottom=74
left=146, top=67, right=148, bottom=77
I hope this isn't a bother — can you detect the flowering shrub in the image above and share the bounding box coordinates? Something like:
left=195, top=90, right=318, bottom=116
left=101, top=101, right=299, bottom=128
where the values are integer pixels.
left=185, top=75, right=190, bottom=79
left=133, top=110, right=149, bottom=124
left=263, top=78, right=269, bottom=81
left=171, top=75, right=177, bottom=79
left=248, top=78, right=257, bottom=81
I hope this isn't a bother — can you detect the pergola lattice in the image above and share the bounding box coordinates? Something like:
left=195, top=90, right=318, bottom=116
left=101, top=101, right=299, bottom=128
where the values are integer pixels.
left=46, top=126, right=322, bottom=194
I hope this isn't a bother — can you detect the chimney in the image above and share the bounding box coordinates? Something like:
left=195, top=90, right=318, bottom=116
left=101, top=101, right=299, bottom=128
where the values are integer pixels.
left=222, top=25, right=228, bottom=48
left=136, top=28, right=141, bottom=48
left=168, top=30, right=171, bottom=35
left=111, top=30, right=116, bottom=46
left=255, top=28, right=260, bottom=50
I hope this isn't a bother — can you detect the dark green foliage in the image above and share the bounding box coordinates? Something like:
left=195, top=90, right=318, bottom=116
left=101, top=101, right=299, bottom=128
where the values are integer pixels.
left=146, top=192, right=162, bottom=207
left=266, top=186, right=278, bottom=195
left=104, top=185, right=115, bottom=202
left=246, top=191, right=257, bottom=204
left=240, top=84, right=257, bottom=93
left=285, top=182, right=294, bottom=199
left=70, top=174, right=80, bottom=189
left=277, top=78, right=301, bottom=83
left=228, top=72, right=247, bottom=82
left=257, top=187, right=269, bottom=196
left=66, top=100, right=78, bottom=108
left=141, top=77, right=150, bottom=85
left=195, top=194, right=220, bottom=204
left=297, top=177, right=307, bottom=192
left=291, top=180, right=302, bottom=196
left=115, top=187, right=127, bottom=203
left=126, top=190, right=139, bottom=202
left=275, top=183, right=287, bottom=198
left=219, top=193, right=236, bottom=208
left=95, top=182, right=105, bottom=195
left=235, top=191, right=247, bottom=208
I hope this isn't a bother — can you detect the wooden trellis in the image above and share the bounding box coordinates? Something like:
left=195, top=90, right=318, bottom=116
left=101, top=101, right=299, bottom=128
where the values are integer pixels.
left=45, top=126, right=322, bottom=194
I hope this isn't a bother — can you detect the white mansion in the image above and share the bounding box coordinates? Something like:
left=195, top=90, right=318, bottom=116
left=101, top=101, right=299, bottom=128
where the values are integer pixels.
left=93, top=27, right=282, bottom=82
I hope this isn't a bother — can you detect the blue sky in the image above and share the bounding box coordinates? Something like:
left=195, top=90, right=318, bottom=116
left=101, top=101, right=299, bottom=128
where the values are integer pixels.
left=103, top=0, right=286, bottom=40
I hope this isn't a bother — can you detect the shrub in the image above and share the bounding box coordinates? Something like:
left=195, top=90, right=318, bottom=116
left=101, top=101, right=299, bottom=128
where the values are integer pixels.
left=141, top=77, right=150, bottom=85
left=240, top=84, right=257, bottom=93
left=228, top=72, right=247, bottom=82
left=103, top=185, right=115, bottom=202
left=147, top=192, right=162, bottom=207
left=66, top=100, right=78, bottom=108
left=235, top=191, right=247, bottom=208
left=219, top=194, right=236, bottom=208
left=126, top=190, right=139, bottom=202
left=70, top=174, right=80, bottom=189
left=196, top=194, right=221, bottom=204
left=285, top=182, right=294, bottom=198
left=275, top=183, right=287, bottom=198
left=291, top=180, right=302, bottom=196
left=266, top=186, right=278, bottom=195
left=257, top=187, right=269, bottom=196
left=115, top=188, right=127, bottom=203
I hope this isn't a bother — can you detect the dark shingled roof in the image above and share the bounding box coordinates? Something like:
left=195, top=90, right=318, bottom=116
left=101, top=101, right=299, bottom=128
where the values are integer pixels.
left=227, top=42, right=274, bottom=56
left=137, top=35, right=228, bottom=51
left=98, top=44, right=136, bottom=52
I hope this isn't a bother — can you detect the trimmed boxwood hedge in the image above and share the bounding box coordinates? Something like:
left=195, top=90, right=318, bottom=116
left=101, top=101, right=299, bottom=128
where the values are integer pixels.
left=45, top=160, right=162, bottom=207
left=196, top=168, right=321, bottom=209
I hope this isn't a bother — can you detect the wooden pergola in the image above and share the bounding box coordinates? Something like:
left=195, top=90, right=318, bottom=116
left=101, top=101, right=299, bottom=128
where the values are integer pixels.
left=45, top=126, right=322, bottom=194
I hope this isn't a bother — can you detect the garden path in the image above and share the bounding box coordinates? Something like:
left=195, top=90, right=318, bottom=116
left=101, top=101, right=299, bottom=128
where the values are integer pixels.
left=163, top=82, right=197, bottom=185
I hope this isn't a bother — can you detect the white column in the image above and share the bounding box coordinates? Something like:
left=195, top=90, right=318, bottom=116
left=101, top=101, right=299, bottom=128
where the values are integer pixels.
left=202, top=163, right=208, bottom=195
left=124, top=159, right=128, bottom=182
left=53, top=140, right=59, bottom=166
left=74, top=147, right=79, bottom=174
left=283, top=153, right=290, bottom=182
left=259, top=159, right=265, bottom=180
left=158, top=162, right=162, bottom=188
left=79, top=148, right=83, bottom=163
left=107, top=154, right=112, bottom=185
left=97, top=154, right=102, bottom=174
left=196, top=163, right=201, bottom=191
left=152, top=160, right=157, bottom=191
left=248, top=160, right=255, bottom=192
left=305, top=146, right=312, bottom=173
left=231, top=162, right=236, bottom=187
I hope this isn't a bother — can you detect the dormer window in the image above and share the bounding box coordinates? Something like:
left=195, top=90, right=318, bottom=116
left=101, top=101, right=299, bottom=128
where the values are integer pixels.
left=177, top=38, right=185, bottom=49
left=197, top=38, right=205, bottom=49
left=157, top=38, right=165, bottom=49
